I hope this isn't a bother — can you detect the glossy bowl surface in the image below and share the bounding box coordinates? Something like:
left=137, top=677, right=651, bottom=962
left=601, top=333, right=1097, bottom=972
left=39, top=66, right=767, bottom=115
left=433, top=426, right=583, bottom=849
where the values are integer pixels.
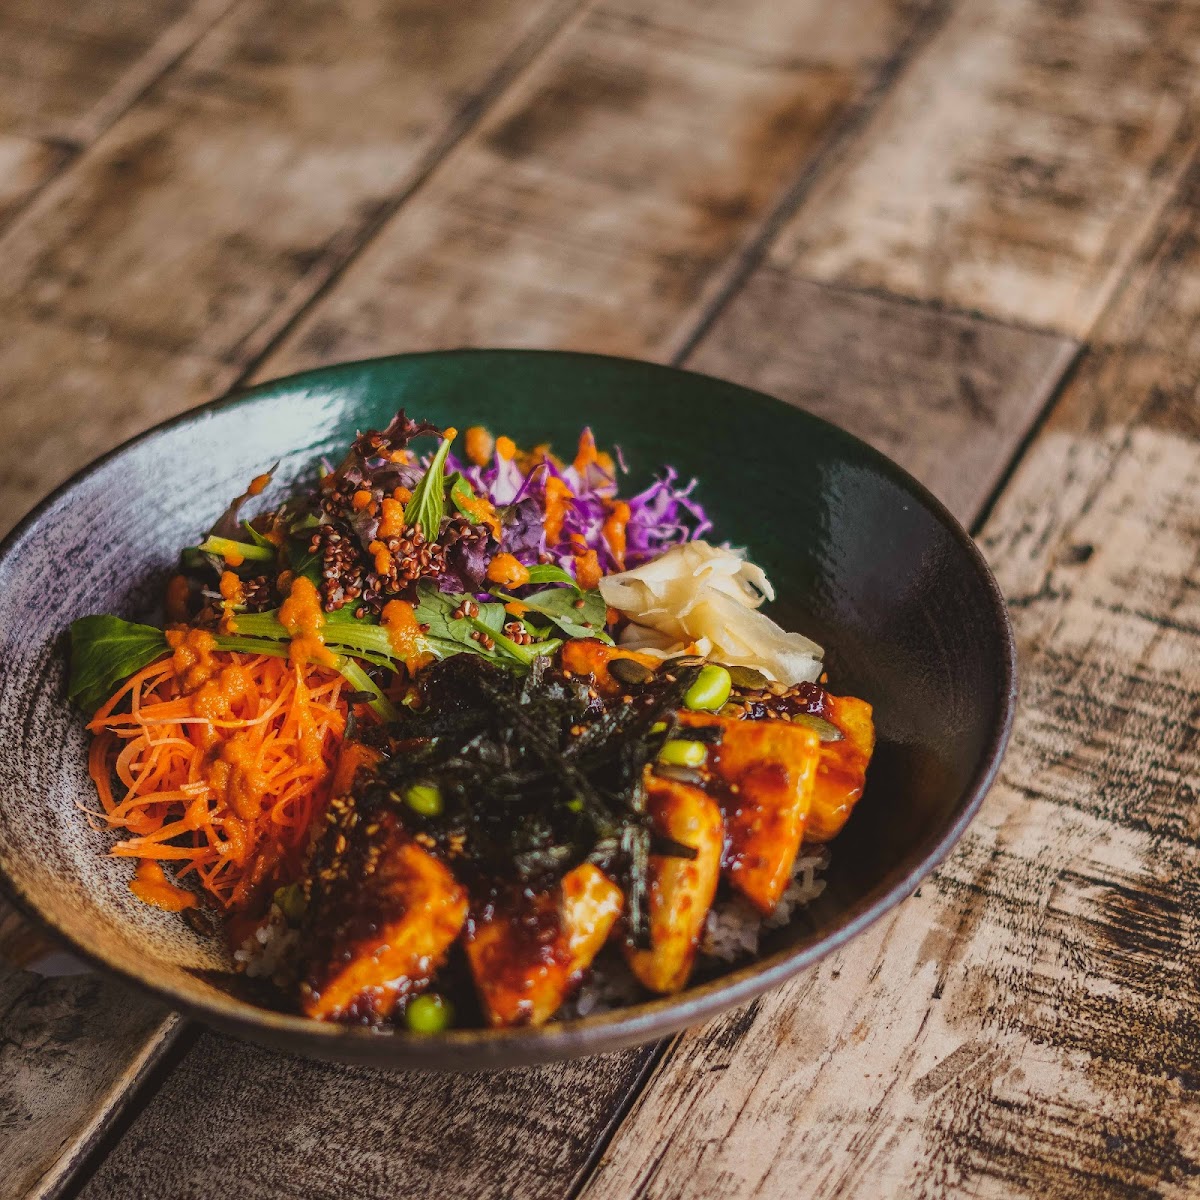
left=0, top=350, right=1015, bottom=1069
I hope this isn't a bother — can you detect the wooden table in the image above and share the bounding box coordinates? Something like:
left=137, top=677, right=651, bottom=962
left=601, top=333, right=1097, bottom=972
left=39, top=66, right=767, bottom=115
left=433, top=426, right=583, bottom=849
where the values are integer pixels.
left=1, top=1, right=1198, bottom=1195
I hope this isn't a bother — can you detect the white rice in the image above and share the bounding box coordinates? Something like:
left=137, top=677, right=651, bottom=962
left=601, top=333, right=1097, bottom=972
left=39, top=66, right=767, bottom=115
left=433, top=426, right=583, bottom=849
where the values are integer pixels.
left=233, top=904, right=299, bottom=983
left=570, top=948, right=646, bottom=1017
left=701, top=846, right=830, bottom=962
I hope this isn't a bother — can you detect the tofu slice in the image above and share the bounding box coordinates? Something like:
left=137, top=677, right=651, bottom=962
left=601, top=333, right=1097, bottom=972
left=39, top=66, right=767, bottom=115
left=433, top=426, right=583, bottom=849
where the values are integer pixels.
left=623, top=775, right=723, bottom=994
left=559, top=637, right=662, bottom=696
left=466, top=863, right=623, bottom=1027
left=299, top=806, right=467, bottom=1023
left=806, top=694, right=875, bottom=842
left=681, top=712, right=820, bottom=915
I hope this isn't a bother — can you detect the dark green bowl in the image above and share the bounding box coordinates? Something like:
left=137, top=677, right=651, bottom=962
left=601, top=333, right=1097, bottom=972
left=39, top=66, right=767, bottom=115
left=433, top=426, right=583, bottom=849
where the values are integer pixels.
left=0, top=350, right=1015, bottom=1069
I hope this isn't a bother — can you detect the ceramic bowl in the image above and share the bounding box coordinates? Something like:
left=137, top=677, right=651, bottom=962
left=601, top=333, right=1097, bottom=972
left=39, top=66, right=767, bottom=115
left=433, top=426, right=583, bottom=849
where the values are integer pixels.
left=0, top=350, right=1015, bottom=1069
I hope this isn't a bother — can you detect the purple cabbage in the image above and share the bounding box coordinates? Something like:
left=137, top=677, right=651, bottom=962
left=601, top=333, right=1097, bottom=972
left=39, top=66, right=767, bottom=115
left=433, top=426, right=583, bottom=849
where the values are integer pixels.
left=447, top=430, right=709, bottom=579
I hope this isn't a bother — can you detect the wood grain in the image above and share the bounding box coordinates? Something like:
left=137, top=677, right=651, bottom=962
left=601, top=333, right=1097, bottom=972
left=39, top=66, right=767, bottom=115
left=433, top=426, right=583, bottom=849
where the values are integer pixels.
left=0, top=0, right=581, bottom=363
left=77, top=1033, right=652, bottom=1200
left=767, top=0, right=1200, bottom=336
left=258, top=0, right=939, bottom=375
left=578, top=154, right=1200, bottom=1200
left=67, top=172, right=1079, bottom=1200
left=19, top=5, right=991, bottom=1197
left=0, top=0, right=580, bottom=530
left=686, top=271, right=1076, bottom=522
left=0, top=316, right=233, bottom=535
left=0, top=0, right=236, bottom=229
left=0, top=963, right=177, bottom=1200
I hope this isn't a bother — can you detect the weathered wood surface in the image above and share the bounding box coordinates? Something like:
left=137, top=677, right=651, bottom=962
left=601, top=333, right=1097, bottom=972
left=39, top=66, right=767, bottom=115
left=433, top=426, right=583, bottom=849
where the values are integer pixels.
left=0, top=0, right=581, bottom=528
left=0, top=0, right=235, bottom=229
left=0, top=0, right=585, bottom=1191
left=5, top=0, right=1200, bottom=1196
left=0, top=906, right=178, bottom=1200
left=768, top=0, right=1200, bottom=336
left=580, top=154, right=1200, bottom=1200
left=686, top=272, right=1076, bottom=521
left=78, top=1033, right=650, bottom=1200
left=18, top=4, right=967, bottom=1196
left=259, top=0, right=943, bottom=375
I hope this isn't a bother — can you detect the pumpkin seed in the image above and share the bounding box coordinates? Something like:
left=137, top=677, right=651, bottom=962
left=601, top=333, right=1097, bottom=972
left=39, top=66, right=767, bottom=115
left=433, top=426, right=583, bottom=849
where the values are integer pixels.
left=790, top=712, right=844, bottom=742
left=724, top=664, right=769, bottom=689
left=610, top=657, right=654, bottom=685
left=652, top=763, right=706, bottom=786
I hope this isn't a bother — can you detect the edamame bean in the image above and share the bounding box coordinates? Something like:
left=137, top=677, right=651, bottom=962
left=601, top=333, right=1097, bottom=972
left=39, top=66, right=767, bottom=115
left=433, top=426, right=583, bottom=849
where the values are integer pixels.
left=404, top=783, right=443, bottom=817
left=684, top=664, right=732, bottom=711
left=405, top=993, right=454, bottom=1033
left=658, top=739, right=708, bottom=768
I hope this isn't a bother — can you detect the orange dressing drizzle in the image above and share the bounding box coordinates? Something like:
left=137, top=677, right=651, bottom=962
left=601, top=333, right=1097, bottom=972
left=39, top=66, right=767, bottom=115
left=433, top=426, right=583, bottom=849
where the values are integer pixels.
left=495, top=435, right=517, bottom=461
left=130, top=859, right=198, bottom=911
left=381, top=599, right=433, bottom=672
left=486, top=553, right=531, bottom=589
left=368, top=540, right=392, bottom=575
left=544, top=476, right=574, bottom=546
left=574, top=428, right=600, bottom=474
left=377, top=496, right=405, bottom=539
left=601, top=500, right=631, bottom=571
left=465, top=425, right=495, bottom=466
left=279, top=576, right=337, bottom=667
left=454, top=487, right=501, bottom=538
left=218, top=569, right=244, bottom=635
left=166, top=627, right=219, bottom=692
left=576, top=549, right=602, bottom=591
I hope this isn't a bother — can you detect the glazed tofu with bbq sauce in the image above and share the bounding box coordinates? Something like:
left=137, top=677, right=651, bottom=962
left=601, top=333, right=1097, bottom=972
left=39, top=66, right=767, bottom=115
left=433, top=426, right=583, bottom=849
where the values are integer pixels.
left=622, top=775, right=723, bottom=994
left=559, top=638, right=662, bottom=696
left=465, top=863, right=624, bottom=1027
left=679, top=712, right=820, bottom=915
left=298, top=799, right=467, bottom=1024
left=805, top=693, right=875, bottom=842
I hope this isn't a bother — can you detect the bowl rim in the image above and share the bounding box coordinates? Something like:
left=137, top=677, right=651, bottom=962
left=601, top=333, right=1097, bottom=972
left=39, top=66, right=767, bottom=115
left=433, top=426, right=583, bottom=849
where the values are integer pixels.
left=0, top=348, right=1017, bottom=1067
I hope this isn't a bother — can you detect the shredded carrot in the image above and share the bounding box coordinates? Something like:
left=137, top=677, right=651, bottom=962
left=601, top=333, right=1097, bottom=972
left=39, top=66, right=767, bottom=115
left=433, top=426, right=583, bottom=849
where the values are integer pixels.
left=87, top=650, right=348, bottom=913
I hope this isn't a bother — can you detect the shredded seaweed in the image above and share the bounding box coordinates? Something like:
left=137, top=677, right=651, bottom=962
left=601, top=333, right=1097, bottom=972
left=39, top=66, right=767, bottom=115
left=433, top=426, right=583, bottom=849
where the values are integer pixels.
left=361, top=653, right=701, bottom=947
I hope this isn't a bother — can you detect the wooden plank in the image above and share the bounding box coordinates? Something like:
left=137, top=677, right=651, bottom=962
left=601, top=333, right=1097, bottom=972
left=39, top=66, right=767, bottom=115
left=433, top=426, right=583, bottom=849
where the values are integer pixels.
left=578, top=157, right=1200, bottom=1200
left=686, top=270, right=1076, bottom=522
left=257, top=0, right=941, bottom=376
left=0, top=0, right=582, bottom=363
left=0, top=0, right=581, bottom=528
left=0, top=0, right=236, bottom=229
left=766, top=0, right=1200, bottom=336
left=0, top=913, right=179, bottom=1200
left=0, top=316, right=232, bottom=535
left=78, top=1032, right=651, bottom=1200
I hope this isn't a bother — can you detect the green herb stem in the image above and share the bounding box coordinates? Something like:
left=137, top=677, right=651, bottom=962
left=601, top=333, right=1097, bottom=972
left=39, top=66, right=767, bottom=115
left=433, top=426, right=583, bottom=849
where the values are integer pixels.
left=195, top=535, right=276, bottom=563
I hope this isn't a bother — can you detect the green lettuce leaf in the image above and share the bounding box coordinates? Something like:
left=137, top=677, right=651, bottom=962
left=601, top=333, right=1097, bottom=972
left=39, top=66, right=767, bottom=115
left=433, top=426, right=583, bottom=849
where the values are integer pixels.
left=68, top=616, right=169, bottom=715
